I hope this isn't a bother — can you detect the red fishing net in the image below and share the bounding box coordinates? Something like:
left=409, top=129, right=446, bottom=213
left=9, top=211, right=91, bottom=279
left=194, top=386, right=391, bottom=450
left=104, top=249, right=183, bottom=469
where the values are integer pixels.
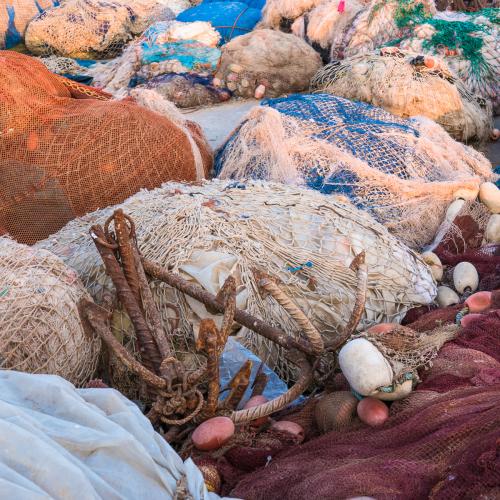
left=217, top=312, right=500, bottom=498
left=0, top=51, right=211, bottom=245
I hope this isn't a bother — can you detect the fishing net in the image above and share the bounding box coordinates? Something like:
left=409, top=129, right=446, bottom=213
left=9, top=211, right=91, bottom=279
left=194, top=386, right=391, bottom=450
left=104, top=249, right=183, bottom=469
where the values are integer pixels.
left=87, top=20, right=221, bottom=96
left=397, top=9, right=500, bottom=112
left=228, top=320, right=500, bottom=499
left=290, top=0, right=366, bottom=60
left=24, top=0, right=190, bottom=59
left=0, top=238, right=100, bottom=386
left=0, top=51, right=211, bottom=245
left=0, top=0, right=54, bottom=49
left=214, top=29, right=322, bottom=98
left=259, top=0, right=327, bottom=31
left=37, top=180, right=436, bottom=384
left=334, top=0, right=437, bottom=60
left=215, top=93, right=493, bottom=249
left=135, top=73, right=231, bottom=108
left=176, top=2, right=262, bottom=43
left=312, top=49, right=492, bottom=144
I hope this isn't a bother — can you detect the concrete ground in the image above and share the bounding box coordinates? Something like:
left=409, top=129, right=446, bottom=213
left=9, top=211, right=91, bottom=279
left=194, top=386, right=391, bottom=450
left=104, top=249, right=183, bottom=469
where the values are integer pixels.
left=485, top=116, right=500, bottom=167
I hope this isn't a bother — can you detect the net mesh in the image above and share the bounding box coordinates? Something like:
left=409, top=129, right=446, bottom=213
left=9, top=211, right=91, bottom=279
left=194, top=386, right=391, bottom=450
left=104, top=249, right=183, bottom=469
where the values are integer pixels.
left=215, top=93, right=493, bottom=249
left=312, top=49, right=493, bottom=144
left=227, top=318, right=500, bottom=499
left=397, top=9, right=500, bottom=112
left=214, top=29, right=322, bottom=98
left=24, top=0, right=190, bottom=59
left=0, top=0, right=54, bottom=49
left=259, top=0, right=332, bottom=31
left=0, top=51, right=211, bottom=245
left=36, top=180, right=436, bottom=384
left=0, top=237, right=100, bottom=386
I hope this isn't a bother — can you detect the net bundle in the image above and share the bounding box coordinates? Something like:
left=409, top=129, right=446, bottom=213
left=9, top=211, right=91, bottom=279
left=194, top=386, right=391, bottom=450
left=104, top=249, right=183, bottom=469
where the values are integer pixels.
left=0, top=51, right=211, bottom=245
left=312, top=49, right=492, bottom=144
left=398, top=9, right=500, bottom=112
left=24, top=0, right=190, bottom=59
left=290, top=0, right=367, bottom=59
left=0, top=238, right=100, bottom=385
left=37, top=180, right=436, bottom=383
left=214, top=29, right=322, bottom=98
left=215, top=93, right=493, bottom=249
left=0, top=0, right=54, bottom=49
left=333, top=0, right=437, bottom=59
left=259, top=0, right=330, bottom=31
left=227, top=317, right=500, bottom=498
left=86, top=20, right=222, bottom=96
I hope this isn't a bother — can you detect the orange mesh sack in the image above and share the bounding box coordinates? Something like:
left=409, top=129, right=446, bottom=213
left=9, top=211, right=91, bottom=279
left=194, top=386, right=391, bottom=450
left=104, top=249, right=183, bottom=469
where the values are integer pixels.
left=0, top=51, right=211, bottom=245
left=0, top=237, right=100, bottom=385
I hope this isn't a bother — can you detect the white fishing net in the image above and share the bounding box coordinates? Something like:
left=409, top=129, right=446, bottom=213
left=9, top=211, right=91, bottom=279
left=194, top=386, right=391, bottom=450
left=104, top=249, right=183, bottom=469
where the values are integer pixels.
left=0, top=237, right=100, bottom=385
left=37, top=180, right=437, bottom=383
left=311, top=49, right=493, bottom=144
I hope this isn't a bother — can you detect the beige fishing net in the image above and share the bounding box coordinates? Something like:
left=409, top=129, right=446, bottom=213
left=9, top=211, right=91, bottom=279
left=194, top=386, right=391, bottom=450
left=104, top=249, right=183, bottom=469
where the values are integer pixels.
left=259, top=0, right=326, bottom=30
left=24, top=0, right=190, bottom=58
left=0, top=0, right=53, bottom=49
left=0, top=237, right=100, bottom=385
left=291, top=0, right=366, bottom=52
left=338, top=0, right=436, bottom=60
left=215, top=94, right=493, bottom=249
left=37, top=180, right=437, bottom=383
left=353, top=325, right=459, bottom=386
left=0, top=51, right=211, bottom=245
left=214, top=29, right=322, bottom=99
left=311, top=49, right=493, bottom=144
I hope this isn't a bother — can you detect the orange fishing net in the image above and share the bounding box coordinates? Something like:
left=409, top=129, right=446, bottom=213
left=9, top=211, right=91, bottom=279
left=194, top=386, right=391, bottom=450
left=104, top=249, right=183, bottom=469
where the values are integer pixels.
left=0, top=51, right=211, bottom=245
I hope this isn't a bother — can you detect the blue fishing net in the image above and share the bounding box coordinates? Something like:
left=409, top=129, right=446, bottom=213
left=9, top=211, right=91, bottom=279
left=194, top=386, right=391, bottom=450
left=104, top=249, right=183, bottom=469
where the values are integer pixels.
left=176, top=2, right=262, bottom=44
left=215, top=94, right=436, bottom=205
left=138, top=22, right=221, bottom=72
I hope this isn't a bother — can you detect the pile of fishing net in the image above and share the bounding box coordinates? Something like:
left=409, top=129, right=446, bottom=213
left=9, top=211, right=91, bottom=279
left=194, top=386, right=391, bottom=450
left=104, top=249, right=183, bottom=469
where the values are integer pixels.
left=0, top=0, right=53, bottom=49
left=177, top=1, right=262, bottom=43
left=215, top=93, right=493, bottom=249
left=87, top=20, right=222, bottom=98
left=24, top=0, right=190, bottom=59
left=0, top=51, right=211, bottom=244
left=312, top=48, right=493, bottom=144
left=397, top=9, right=500, bottom=113
left=290, top=0, right=367, bottom=61
left=258, top=0, right=327, bottom=31
left=227, top=317, right=500, bottom=498
left=214, top=29, right=322, bottom=99
left=0, top=371, right=214, bottom=499
left=37, top=180, right=436, bottom=385
left=0, top=238, right=100, bottom=386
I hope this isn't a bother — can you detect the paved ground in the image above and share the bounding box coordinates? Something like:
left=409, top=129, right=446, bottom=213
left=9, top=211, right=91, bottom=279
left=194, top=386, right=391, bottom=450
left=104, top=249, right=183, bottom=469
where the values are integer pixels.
left=485, top=117, right=500, bottom=167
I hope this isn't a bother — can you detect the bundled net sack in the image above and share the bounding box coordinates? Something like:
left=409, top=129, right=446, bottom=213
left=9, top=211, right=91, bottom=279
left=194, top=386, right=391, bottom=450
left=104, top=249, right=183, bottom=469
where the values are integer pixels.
left=334, top=0, right=436, bottom=59
left=290, top=0, right=367, bottom=60
left=136, top=73, right=231, bottom=108
left=228, top=321, right=500, bottom=499
left=215, top=93, right=493, bottom=248
left=0, top=370, right=215, bottom=499
left=0, top=51, right=211, bottom=245
left=177, top=2, right=262, bottom=43
left=258, top=0, right=326, bottom=30
left=37, top=179, right=436, bottom=383
left=0, top=0, right=54, bottom=49
left=398, top=9, right=500, bottom=113
left=24, top=0, right=190, bottom=59
left=214, top=29, right=322, bottom=98
left=0, top=238, right=100, bottom=386
left=87, top=20, right=221, bottom=95
left=312, top=49, right=493, bottom=144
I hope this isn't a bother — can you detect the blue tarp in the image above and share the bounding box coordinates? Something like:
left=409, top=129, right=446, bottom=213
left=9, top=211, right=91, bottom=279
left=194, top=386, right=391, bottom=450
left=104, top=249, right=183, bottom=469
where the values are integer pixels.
left=177, top=2, right=262, bottom=44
